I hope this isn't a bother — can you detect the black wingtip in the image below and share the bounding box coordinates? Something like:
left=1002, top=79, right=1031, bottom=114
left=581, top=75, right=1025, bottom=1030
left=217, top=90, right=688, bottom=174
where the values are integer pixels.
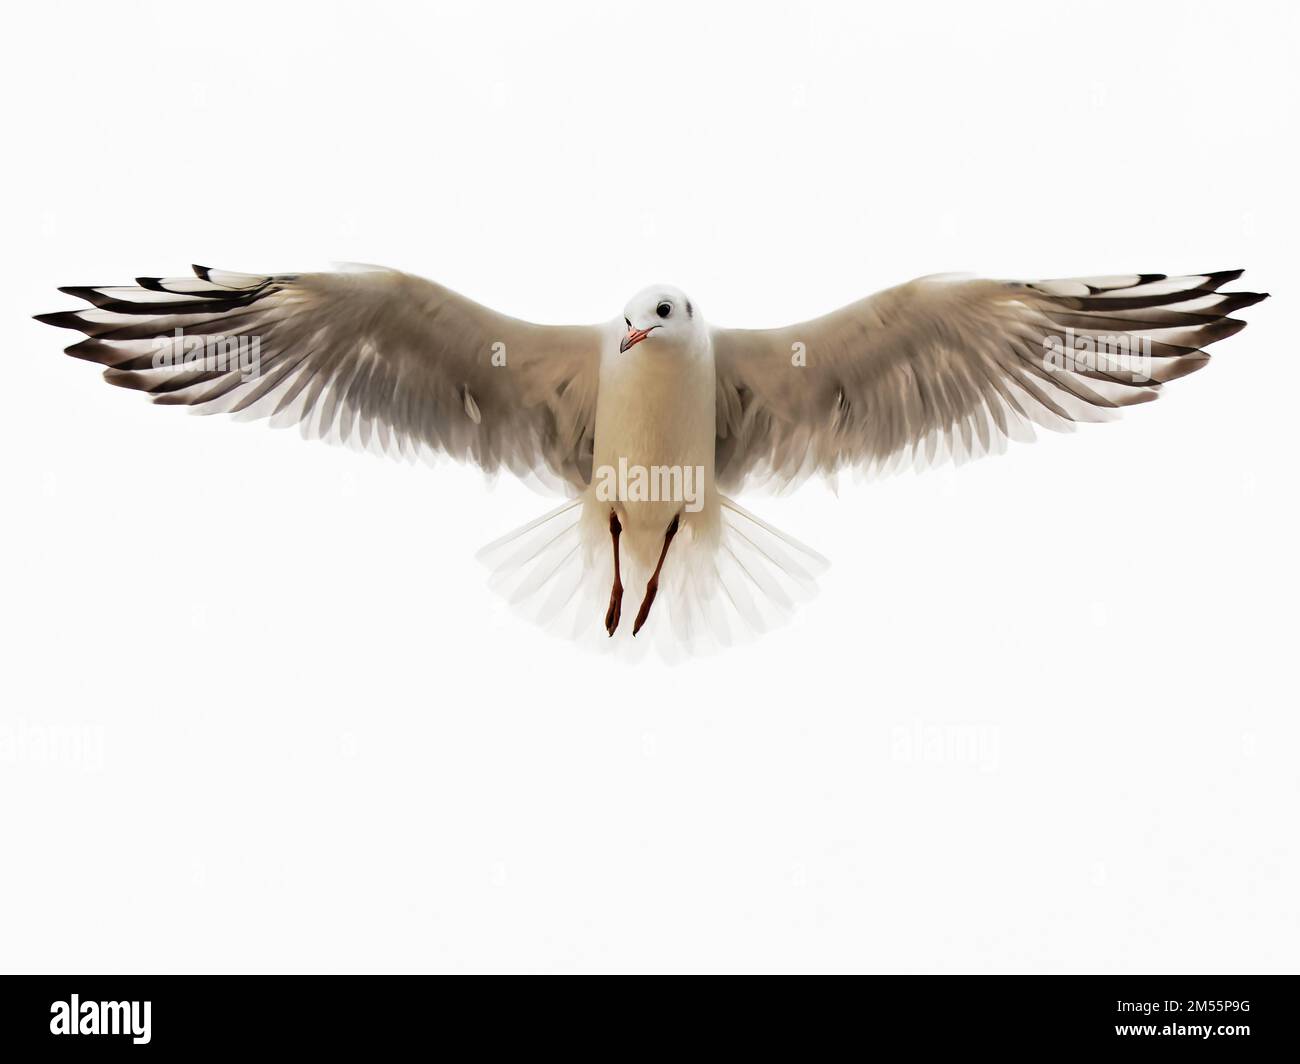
left=192, top=264, right=212, bottom=280
left=1224, top=291, right=1269, bottom=311
left=34, top=310, right=84, bottom=330
left=1202, top=268, right=1245, bottom=288
left=1213, top=317, right=1249, bottom=342
left=64, top=338, right=108, bottom=363
left=57, top=285, right=106, bottom=306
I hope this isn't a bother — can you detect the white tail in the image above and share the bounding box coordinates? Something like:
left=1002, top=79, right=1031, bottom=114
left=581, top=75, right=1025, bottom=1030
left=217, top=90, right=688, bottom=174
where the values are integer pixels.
left=478, top=496, right=827, bottom=658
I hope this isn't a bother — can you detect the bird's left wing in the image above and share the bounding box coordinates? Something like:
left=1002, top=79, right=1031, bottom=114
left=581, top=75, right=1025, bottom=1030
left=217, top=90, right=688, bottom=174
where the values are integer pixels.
left=38, top=265, right=604, bottom=487
left=712, top=270, right=1266, bottom=491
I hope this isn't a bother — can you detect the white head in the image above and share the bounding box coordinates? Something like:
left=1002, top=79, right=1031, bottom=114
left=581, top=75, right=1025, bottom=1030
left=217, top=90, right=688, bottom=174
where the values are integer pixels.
left=619, top=285, right=705, bottom=354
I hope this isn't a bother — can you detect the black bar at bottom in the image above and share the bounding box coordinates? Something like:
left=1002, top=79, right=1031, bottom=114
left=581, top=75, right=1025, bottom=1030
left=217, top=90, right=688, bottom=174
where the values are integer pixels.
left=0, top=975, right=1291, bottom=1052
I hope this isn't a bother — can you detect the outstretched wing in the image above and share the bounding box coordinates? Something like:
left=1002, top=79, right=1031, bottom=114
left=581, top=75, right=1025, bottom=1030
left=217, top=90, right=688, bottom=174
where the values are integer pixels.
left=38, top=265, right=604, bottom=488
left=712, top=270, right=1266, bottom=491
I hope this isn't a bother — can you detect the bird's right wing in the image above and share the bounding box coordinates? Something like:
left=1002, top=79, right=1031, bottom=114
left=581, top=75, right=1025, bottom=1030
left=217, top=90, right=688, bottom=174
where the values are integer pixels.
left=712, top=270, right=1266, bottom=491
left=38, top=265, right=605, bottom=488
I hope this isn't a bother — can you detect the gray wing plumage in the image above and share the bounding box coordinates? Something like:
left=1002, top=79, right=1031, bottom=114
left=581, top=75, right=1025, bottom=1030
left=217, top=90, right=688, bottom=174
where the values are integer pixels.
left=38, top=265, right=603, bottom=487
left=712, top=270, right=1266, bottom=491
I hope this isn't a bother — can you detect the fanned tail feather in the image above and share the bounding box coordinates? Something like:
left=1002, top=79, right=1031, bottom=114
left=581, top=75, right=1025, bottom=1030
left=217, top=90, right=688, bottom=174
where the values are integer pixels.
left=478, top=496, right=827, bottom=658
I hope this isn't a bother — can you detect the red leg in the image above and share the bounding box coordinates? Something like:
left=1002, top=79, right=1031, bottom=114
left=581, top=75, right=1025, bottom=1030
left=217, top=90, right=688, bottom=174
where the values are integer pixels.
left=604, top=510, right=623, bottom=636
left=632, top=514, right=680, bottom=637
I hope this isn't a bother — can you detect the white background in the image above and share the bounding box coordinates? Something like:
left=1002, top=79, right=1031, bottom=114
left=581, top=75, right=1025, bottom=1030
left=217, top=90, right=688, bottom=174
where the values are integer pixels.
left=3, top=0, right=1297, bottom=973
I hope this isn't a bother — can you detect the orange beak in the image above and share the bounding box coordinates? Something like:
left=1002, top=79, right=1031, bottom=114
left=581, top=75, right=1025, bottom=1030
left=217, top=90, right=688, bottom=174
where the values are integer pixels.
left=620, top=324, right=658, bottom=353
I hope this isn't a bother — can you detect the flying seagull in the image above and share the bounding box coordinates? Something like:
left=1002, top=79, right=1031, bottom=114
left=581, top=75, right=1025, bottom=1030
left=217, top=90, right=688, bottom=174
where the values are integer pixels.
left=37, top=265, right=1265, bottom=650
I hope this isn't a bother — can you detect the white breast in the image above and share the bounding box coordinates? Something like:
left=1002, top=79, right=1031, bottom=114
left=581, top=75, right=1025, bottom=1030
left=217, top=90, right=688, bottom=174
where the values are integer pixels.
left=590, top=327, right=717, bottom=538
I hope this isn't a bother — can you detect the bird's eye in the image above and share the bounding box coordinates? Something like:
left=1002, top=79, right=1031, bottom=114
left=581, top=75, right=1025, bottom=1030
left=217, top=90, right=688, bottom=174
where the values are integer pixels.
left=624, top=317, right=632, bottom=329
left=656, top=301, right=672, bottom=319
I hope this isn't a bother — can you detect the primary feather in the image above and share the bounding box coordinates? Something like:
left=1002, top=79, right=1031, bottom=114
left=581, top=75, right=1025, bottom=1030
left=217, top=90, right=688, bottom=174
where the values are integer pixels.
left=39, top=264, right=602, bottom=486
left=713, top=270, right=1265, bottom=490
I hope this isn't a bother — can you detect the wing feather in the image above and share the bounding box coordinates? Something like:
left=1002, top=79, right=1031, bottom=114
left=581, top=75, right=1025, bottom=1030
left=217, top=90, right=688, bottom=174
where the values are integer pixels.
left=38, top=265, right=603, bottom=487
left=712, top=270, right=1266, bottom=490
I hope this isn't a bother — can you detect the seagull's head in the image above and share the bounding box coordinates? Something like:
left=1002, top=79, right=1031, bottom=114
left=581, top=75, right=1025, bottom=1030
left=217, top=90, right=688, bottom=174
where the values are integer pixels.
left=620, top=285, right=704, bottom=354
